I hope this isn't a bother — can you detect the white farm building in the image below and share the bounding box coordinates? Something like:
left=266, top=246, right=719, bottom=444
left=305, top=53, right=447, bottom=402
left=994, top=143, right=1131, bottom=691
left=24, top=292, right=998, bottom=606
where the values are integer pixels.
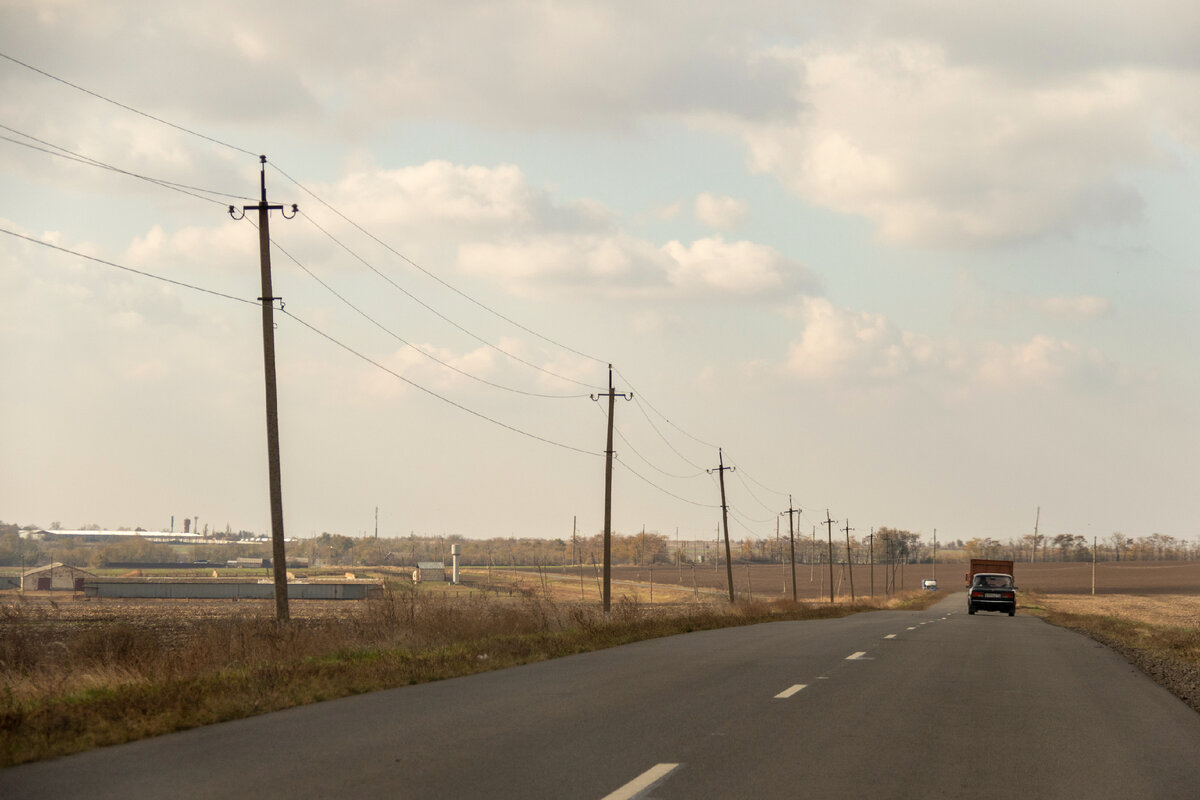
left=21, top=562, right=95, bottom=592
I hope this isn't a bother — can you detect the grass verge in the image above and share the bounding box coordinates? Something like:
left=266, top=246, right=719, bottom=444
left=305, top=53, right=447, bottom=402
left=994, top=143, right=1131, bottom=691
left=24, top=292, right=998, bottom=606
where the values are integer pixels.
left=1022, top=591, right=1200, bottom=715
left=0, top=589, right=925, bottom=767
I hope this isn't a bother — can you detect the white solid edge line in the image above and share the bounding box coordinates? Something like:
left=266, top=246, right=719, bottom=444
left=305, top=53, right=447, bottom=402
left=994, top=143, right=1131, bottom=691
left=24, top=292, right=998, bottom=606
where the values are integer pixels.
left=846, top=651, right=868, bottom=660
left=774, top=684, right=808, bottom=698
left=601, top=763, right=681, bottom=800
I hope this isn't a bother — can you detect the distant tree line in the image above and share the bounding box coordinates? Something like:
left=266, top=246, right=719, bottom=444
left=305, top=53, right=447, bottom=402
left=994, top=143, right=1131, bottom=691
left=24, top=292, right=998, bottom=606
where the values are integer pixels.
left=1, top=520, right=1196, bottom=569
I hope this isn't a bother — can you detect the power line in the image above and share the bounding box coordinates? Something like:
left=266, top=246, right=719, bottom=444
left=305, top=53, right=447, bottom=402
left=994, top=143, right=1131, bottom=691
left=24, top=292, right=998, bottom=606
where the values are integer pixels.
left=590, top=402, right=706, bottom=480
left=7, top=221, right=599, bottom=460
left=3, top=50, right=817, bottom=519
left=613, top=457, right=719, bottom=509
left=279, top=309, right=601, bottom=458
left=0, top=50, right=258, bottom=158
left=0, top=124, right=253, bottom=206
left=0, top=226, right=256, bottom=307
left=272, top=163, right=609, bottom=372
left=629, top=394, right=708, bottom=472
left=298, top=211, right=600, bottom=390
left=729, top=464, right=783, bottom=515
left=258, top=220, right=590, bottom=399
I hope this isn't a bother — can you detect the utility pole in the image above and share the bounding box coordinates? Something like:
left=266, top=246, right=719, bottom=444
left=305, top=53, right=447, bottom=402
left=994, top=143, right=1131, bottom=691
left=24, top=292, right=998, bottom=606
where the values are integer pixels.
left=709, top=449, right=736, bottom=603
left=1032, top=506, right=1041, bottom=563
left=590, top=364, right=630, bottom=613
left=230, top=156, right=296, bottom=624
left=781, top=496, right=801, bottom=602
left=843, top=519, right=856, bottom=601
left=374, top=506, right=378, bottom=539
left=932, top=528, right=937, bottom=580
left=1092, top=536, right=1097, bottom=596
left=869, top=528, right=875, bottom=599
left=811, top=525, right=816, bottom=582
left=824, top=510, right=836, bottom=603
left=777, top=517, right=784, bottom=593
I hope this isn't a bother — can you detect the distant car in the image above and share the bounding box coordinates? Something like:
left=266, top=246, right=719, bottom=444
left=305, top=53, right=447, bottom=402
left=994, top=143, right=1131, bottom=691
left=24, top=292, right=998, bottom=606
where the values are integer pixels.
left=967, top=573, right=1016, bottom=616
left=921, top=579, right=938, bottom=591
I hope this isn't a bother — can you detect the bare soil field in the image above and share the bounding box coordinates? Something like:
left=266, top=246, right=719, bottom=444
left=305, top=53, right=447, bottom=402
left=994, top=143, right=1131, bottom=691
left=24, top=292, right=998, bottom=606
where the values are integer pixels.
left=1011, top=561, right=1200, bottom=595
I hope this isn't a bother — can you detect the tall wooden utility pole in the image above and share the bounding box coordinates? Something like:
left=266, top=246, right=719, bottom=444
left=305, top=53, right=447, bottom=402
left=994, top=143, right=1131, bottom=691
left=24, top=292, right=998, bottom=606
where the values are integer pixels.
left=1032, top=506, right=1041, bottom=563
left=843, top=519, right=856, bottom=601
left=869, top=528, right=875, bottom=598
left=231, top=156, right=296, bottom=623
left=824, top=510, right=836, bottom=603
left=709, top=449, right=735, bottom=603
left=591, top=365, right=629, bottom=613
left=811, top=525, right=816, bottom=582
left=781, top=496, right=801, bottom=602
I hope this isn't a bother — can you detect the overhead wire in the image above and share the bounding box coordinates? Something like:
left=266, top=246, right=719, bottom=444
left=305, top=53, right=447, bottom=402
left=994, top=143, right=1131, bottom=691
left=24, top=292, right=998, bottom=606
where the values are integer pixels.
left=4, top=223, right=600, bottom=459
left=589, top=401, right=707, bottom=480
left=256, top=220, right=591, bottom=399
left=613, top=458, right=719, bottom=509
left=614, top=366, right=718, bottom=450
left=2, top=50, right=829, bottom=522
left=280, top=308, right=601, bottom=457
left=0, top=50, right=258, bottom=158
left=297, top=210, right=600, bottom=391
left=271, top=162, right=610, bottom=370
left=0, top=124, right=253, bottom=207
left=0, top=226, right=256, bottom=307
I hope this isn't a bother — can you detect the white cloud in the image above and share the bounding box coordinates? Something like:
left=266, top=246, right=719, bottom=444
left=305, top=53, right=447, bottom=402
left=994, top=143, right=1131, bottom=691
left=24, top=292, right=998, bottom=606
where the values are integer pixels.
left=783, top=297, right=924, bottom=380
left=694, top=192, right=748, bottom=229
left=316, top=161, right=613, bottom=238
left=662, top=237, right=789, bottom=295
left=975, top=335, right=1111, bottom=386
left=731, top=39, right=1174, bottom=246
left=461, top=234, right=810, bottom=300
left=781, top=297, right=1112, bottom=389
left=1033, top=295, right=1112, bottom=319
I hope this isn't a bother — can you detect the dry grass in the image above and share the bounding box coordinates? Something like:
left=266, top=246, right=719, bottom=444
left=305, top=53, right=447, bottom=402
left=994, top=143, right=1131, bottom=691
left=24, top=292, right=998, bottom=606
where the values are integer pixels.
left=1036, top=593, right=1200, bottom=628
left=0, top=584, right=929, bottom=767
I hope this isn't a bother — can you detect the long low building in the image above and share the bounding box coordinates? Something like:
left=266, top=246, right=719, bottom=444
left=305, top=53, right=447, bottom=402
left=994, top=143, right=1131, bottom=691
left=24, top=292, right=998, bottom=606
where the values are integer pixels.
left=84, top=579, right=382, bottom=600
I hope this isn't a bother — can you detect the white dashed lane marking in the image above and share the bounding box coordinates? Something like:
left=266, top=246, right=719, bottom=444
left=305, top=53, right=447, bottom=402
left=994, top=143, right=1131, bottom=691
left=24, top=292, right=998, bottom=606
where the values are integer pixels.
left=601, top=763, right=681, bottom=800
left=884, top=634, right=897, bottom=639
left=846, top=651, right=868, bottom=660
left=775, top=684, right=808, bottom=699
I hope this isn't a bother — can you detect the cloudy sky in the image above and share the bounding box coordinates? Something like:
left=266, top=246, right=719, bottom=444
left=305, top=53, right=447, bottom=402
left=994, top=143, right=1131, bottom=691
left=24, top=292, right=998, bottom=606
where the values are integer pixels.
left=2, top=1, right=1197, bottom=547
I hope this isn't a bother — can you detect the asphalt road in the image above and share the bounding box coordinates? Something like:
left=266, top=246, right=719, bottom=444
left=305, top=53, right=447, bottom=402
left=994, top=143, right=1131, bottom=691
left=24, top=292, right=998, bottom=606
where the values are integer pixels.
left=6, top=593, right=1200, bottom=799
